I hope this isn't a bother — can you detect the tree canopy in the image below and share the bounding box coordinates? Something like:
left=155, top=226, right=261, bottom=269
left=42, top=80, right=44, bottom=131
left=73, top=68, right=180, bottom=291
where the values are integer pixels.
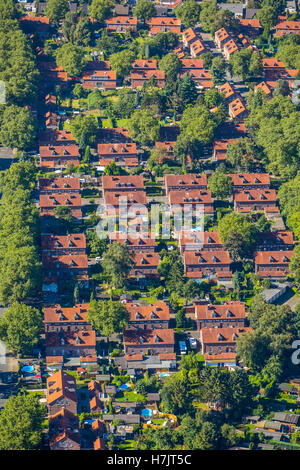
left=0, top=393, right=45, bottom=450
left=87, top=298, right=129, bottom=337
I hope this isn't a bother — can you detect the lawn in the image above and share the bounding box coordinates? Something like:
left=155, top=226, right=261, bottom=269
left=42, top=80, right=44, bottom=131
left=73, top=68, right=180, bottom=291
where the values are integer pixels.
left=117, top=439, right=136, bottom=450
left=115, top=390, right=147, bottom=403
left=116, top=118, right=130, bottom=128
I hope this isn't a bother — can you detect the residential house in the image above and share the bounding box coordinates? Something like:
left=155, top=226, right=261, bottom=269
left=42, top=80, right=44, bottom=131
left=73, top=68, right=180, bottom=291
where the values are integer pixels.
left=201, top=327, right=251, bottom=358
left=124, top=328, right=175, bottom=356
left=98, top=142, right=138, bottom=169
left=88, top=380, right=102, bottom=413
left=102, top=175, right=144, bottom=192
left=47, top=370, right=78, bottom=416
left=214, top=28, right=231, bottom=49
left=230, top=173, right=271, bottom=191
left=254, top=250, right=294, bottom=279
left=39, top=145, right=80, bottom=170
left=165, top=173, right=207, bottom=194
left=45, top=330, right=96, bottom=362
left=109, top=233, right=156, bottom=253
left=275, top=20, right=300, bottom=37
left=39, top=193, right=82, bottom=218
left=184, top=250, right=232, bottom=281
left=44, top=304, right=91, bottom=333
left=168, top=189, right=214, bottom=216
left=130, top=252, right=160, bottom=279
left=82, top=69, right=117, bottom=90
left=179, top=230, right=222, bottom=253
left=39, top=177, right=81, bottom=195
left=257, top=231, right=294, bottom=251
left=149, top=17, right=182, bottom=36
left=126, top=301, right=170, bottom=330
left=228, top=98, right=247, bottom=120
left=49, top=409, right=81, bottom=450
left=106, top=16, right=138, bottom=33
left=195, top=301, right=247, bottom=329
left=131, top=69, right=165, bottom=88
left=234, top=189, right=278, bottom=213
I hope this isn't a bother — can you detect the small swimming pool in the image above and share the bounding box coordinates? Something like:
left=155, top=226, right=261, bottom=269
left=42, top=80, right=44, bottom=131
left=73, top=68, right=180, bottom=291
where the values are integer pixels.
left=141, top=408, right=152, bottom=418
left=159, top=373, right=170, bottom=378
left=84, top=418, right=96, bottom=425
left=22, top=365, right=35, bottom=373
left=118, top=383, right=130, bottom=390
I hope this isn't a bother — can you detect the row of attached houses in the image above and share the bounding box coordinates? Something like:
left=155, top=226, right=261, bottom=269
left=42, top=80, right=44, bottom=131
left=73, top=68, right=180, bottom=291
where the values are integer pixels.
left=47, top=370, right=80, bottom=450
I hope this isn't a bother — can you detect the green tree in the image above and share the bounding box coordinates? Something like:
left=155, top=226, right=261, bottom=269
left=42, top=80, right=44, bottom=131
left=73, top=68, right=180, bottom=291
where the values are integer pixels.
left=56, top=43, right=86, bottom=77
left=128, top=108, right=160, bottom=146
left=69, top=115, right=98, bottom=145
left=257, top=5, right=277, bottom=33
left=0, top=302, right=42, bottom=354
left=87, top=299, right=129, bottom=336
left=0, top=105, right=36, bottom=151
left=210, top=56, right=227, bottom=84
left=175, top=0, right=201, bottom=28
left=0, top=394, right=45, bottom=450
left=101, top=242, right=133, bottom=288
left=45, top=0, right=69, bottom=23
left=0, top=246, right=42, bottom=305
left=218, top=212, right=259, bottom=255
left=110, top=49, right=135, bottom=78
left=89, top=0, right=114, bottom=22
left=133, top=0, right=156, bottom=23
left=208, top=170, right=232, bottom=199
left=226, top=137, right=258, bottom=171
left=159, top=53, right=181, bottom=83
left=178, top=72, right=198, bottom=105
left=160, top=371, right=192, bottom=415
left=0, top=0, right=20, bottom=21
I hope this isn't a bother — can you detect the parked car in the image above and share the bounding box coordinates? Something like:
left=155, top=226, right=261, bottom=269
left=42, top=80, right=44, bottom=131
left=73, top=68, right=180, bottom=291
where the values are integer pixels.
left=189, top=338, right=197, bottom=349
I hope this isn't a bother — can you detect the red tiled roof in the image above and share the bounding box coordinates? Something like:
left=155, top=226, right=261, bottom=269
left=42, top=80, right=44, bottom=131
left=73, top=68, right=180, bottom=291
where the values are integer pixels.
left=254, top=250, right=294, bottom=265
left=131, top=70, right=165, bottom=81
left=42, top=252, right=88, bottom=269
left=262, top=58, right=285, bottom=68
left=179, top=230, right=222, bottom=247
left=126, top=301, right=170, bottom=322
left=132, top=60, right=157, bottom=70
left=202, top=327, right=251, bottom=344
left=169, top=189, right=213, bottom=206
left=82, top=69, right=116, bottom=81
left=98, top=142, right=137, bottom=156
left=182, top=27, right=197, bottom=43
left=180, top=59, right=204, bottom=70
left=132, top=252, right=159, bottom=268
left=230, top=173, right=270, bottom=187
left=234, top=188, right=277, bottom=203
left=104, top=190, right=147, bottom=206
left=109, top=233, right=156, bottom=248
left=44, top=303, right=89, bottom=324
left=239, top=19, right=261, bottom=28
left=41, top=233, right=86, bottom=251
left=190, top=39, right=206, bottom=55
left=195, top=301, right=246, bottom=320
left=254, top=81, right=272, bottom=95
left=184, top=250, right=231, bottom=266
left=123, top=328, right=175, bottom=346
left=106, top=16, right=137, bottom=26
left=39, top=193, right=82, bottom=209
left=229, top=98, right=246, bottom=117
left=149, top=17, right=181, bottom=26
left=218, top=82, right=235, bottom=99
left=46, top=330, right=96, bottom=348
left=165, top=173, right=207, bottom=189
left=102, top=175, right=144, bottom=191
left=39, top=177, right=80, bottom=192
left=47, top=370, right=77, bottom=406
left=40, top=145, right=79, bottom=158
